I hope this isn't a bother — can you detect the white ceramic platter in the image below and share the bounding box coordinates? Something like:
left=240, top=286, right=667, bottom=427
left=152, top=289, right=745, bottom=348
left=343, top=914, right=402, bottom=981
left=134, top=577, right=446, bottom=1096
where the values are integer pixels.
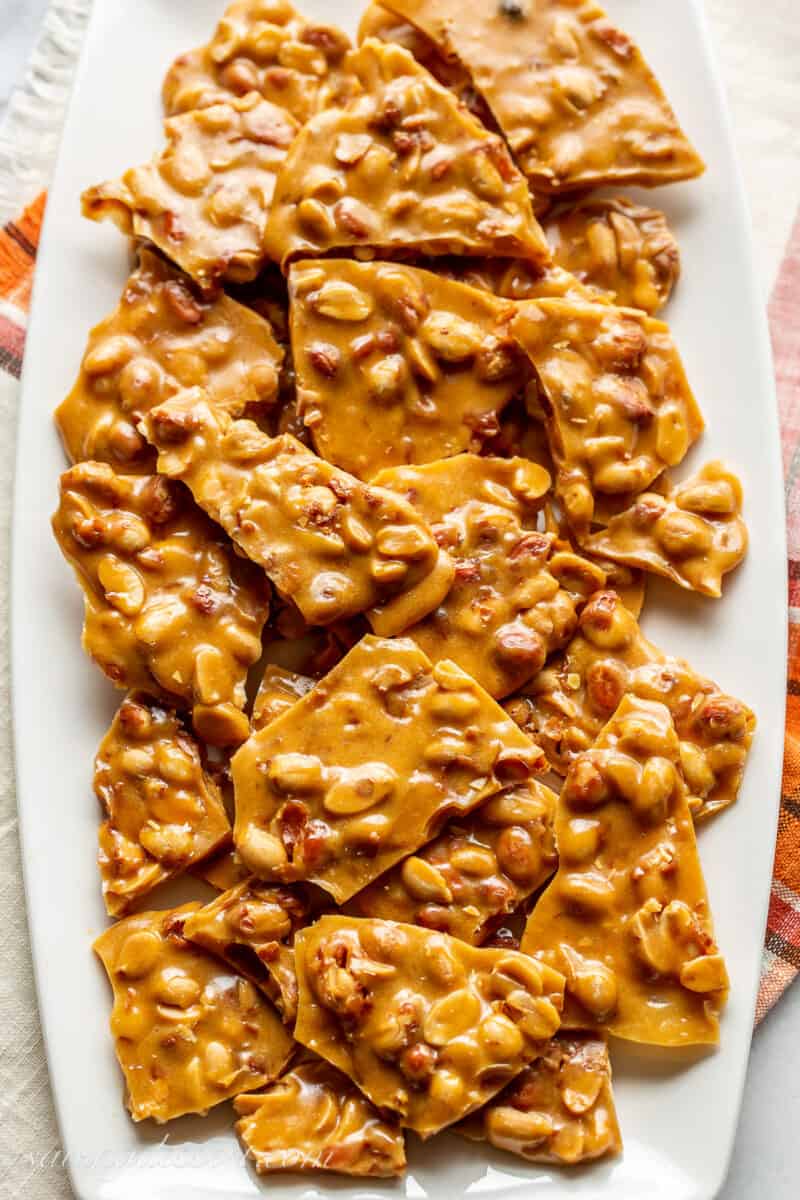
left=11, top=0, right=785, bottom=1197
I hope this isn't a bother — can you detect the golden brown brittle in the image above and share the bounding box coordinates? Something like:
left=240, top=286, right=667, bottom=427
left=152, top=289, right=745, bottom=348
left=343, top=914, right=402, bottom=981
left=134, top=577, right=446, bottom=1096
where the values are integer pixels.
left=355, top=779, right=557, bottom=942
left=380, top=0, right=704, bottom=192
left=52, top=462, right=269, bottom=745
left=506, top=589, right=754, bottom=821
left=263, top=39, right=550, bottom=268
left=83, top=95, right=298, bottom=289
left=375, top=455, right=577, bottom=698
left=231, top=635, right=543, bottom=902
left=163, top=0, right=353, bottom=126
left=294, top=915, right=565, bottom=1136
left=290, top=259, right=528, bottom=479
left=543, top=196, right=680, bottom=314
left=458, top=1033, right=621, bottom=1164
left=144, top=392, right=454, bottom=634
left=512, top=299, right=704, bottom=533
left=583, top=461, right=747, bottom=598
left=94, top=903, right=293, bottom=1122
left=234, top=1056, right=406, bottom=1176
left=522, top=696, right=728, bottom=1045
left=183, top=877, right=319, bottom=1024
left=55, top=249, right=282, bottom=473
left=96, top=693, right=231, bottom=916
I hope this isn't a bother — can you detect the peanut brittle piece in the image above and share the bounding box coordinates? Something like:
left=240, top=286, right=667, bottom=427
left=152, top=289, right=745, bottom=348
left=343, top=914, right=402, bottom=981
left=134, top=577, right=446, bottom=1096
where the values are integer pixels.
left=253, top=664, right=316, bottom=731
left=543, top=196, right=680, bottom=315
left=183, top=878, right=318, bottom=1024
left=83, top=94, right=298, bottom=289
left=96, top=693, right=231, bottom=916
left=231, top=635, right=542, bottom=902
left=357, top=2, right=494, bottom=128
left=52, top=463, right=269, bottom=745
left=234, top=1056, right=406, bottom=1176
left=163, top=0, right=353, bottom=126
left=582, top=462, right=748, bottom=598
left=512, top=300, right=704, bottom=533
left=380, top=0, right=704, bottom=192
left=356, top=779, right=557, bottom=942
left=522, top=696, right=728, bottom=1045
left=289, top=259, right=529, bottom=480
left=55, top=249, right=282, bottom=474
left=145, top=393, right=453, bottom=635
left=458, top=1032, right=621, bottom=1163
left=93, top=903, right=293, bottom=1122
left=507, top=589, right=754, bottom=821
left=375, top=456, right=577, bottom=698
left=294, top=916, right=565, bottom=1136
left=263, top=39, right=550, bottom=269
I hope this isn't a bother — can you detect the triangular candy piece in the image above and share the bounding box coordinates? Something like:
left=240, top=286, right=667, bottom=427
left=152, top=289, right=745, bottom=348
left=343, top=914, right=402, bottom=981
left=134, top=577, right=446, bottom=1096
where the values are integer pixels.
left=290, top=258, right=529, bottom=479
left=96, top=693, right=231, bottom=916
left=83, top=94, right=298, bottom=289
left=374, top=455, right=577, bottom=699
left=163, top=0, right=354, bottom=125
left=379, top=0, right=705, bottom=192
left=512, top=299, right=704, bottom=535
left=55, top=248, right=283, bottom=473
left=521, top=694, right=729, bottom=1045
left=94, top=903, right=292, bottom=1121
left=264, top=39, right=550, bottom=268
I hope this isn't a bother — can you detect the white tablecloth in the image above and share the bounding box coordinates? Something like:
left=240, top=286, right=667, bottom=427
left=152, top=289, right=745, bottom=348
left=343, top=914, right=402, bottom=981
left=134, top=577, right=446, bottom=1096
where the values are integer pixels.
left=0, top=2, right=797, bottom=1196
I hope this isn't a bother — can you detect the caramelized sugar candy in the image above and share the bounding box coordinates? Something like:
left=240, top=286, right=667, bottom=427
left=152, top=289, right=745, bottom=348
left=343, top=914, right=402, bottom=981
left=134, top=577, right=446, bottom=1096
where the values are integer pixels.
left=506, top=589, right=755, bottom=822
left=522, top=695, right=729, bottom=1045
left=379, top=0, right=704, bottom=193
left=95, top=693, right=231, bottom=916
left=263, top=39, right=550, bottom=269
left=543, top=196, right=681, bottom=315
left=54, top=249, right=283, bottom=474
left=355, top=778, right=558, bottom=943
left=374, top=455, right=577, bottom=698
left=52, top=463, right=269, bottom=746
left=542, top=499, right=646, bottom=618
left=511, top=300, right=704, bottom=535
left=458, top=1032, right=621, bottom=1164
left=143, top=391, right=454, bottom=635
left=289, top=259, right=529, bottom=480
left=234, top=1055, right=406, bottom=1176
left=163, top=0, right=353, bottom=126
left=93, top=903, right=293, bottom=1122
left=582, top=461, right=748, bottom=599
left=357, top=2, right=496, bottom=130
left=294, top=915, right=565, bottom=1136
left=231, top=635, right=542, bottom=903
left=82, top=95, right=299, bottom=290
left=183, top=877, right=321, bottom=1024
left=252, top=664, right=316, bottom=731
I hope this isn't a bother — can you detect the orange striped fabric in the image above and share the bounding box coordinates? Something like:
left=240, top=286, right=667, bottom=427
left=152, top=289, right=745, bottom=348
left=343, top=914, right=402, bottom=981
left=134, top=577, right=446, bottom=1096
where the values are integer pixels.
left=756, top=207, right=800, bottom=1021
left=2, top=191, right=799, bottom=1024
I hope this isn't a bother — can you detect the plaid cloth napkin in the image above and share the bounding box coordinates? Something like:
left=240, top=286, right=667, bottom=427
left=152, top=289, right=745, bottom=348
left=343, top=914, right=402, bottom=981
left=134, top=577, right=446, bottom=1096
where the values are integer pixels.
left=3, top=193, right=799, bottom=1022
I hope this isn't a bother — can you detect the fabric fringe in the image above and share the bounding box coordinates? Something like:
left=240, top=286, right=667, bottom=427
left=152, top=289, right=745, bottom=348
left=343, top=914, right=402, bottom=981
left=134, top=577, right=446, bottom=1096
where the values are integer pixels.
left=0, top=0, right=92, bottom=225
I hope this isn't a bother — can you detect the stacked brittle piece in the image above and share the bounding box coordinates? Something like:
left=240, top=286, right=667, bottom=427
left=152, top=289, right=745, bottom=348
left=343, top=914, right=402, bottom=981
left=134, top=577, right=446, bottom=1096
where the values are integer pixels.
left=54, top=0, right=754, bottom=1181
